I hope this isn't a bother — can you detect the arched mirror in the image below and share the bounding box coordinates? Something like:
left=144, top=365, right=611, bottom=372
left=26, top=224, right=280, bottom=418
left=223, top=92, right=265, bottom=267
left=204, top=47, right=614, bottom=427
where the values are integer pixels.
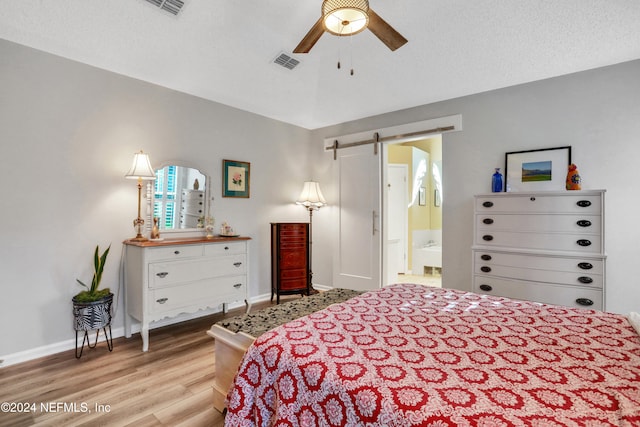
left=146, top=163, right=211, bottom=233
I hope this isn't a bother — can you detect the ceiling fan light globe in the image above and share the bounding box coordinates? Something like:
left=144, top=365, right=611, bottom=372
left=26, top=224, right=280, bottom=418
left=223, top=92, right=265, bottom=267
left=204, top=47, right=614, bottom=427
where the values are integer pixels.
left=322, top=0, right=369, bottom=36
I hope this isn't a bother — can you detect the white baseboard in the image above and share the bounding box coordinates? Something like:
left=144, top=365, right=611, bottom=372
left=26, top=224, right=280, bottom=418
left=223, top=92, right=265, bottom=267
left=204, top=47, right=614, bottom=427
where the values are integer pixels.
left=1, top=294, right=276, bottom=368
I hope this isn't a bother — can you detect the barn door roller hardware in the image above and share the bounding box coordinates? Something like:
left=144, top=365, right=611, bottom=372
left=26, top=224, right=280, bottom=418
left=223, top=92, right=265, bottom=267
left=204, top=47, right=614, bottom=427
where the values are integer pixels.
left=327, top=126, right=455, bottom=160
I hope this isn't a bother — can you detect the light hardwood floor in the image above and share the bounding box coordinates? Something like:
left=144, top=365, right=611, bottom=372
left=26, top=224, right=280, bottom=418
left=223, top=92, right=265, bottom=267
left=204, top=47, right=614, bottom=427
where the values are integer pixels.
left=0, top=300, right=278, bottom=427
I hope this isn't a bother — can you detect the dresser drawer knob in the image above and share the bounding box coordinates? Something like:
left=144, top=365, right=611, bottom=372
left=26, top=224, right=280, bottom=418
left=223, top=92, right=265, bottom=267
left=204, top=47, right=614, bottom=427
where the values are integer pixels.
left=576, top=200, right=592, bottom=208
left=174, top=250, right=180, bottom=255
left=480, top=266, right=492, bottom=273
left=576, top=239, right=592, bottom=247
left=578, top=276, right=594, bottom=284
left=482, top=201, right=494, bottom=208
left=233, top=283, right=242, bottom=288
left=482, top=218, right=494, bottom=225
left=576, top=220, right=592, bottom=227
left=224, top=246, right=230, bottom=250
left=576, top=298, right=594, bottom=306
left=482, top=235, right=494, bottom=241
left=156, top=298, right=168, bottom=304
left=156, top=272, right=169, bottom=278
left=529, top=197, right=536, bottom=201
left=481, top=254, right=492, bottom=261
left=479, top=284, right=493, bottom=292
left=233, top=262, right=242, bottom=267
left=578, top=262, right=593, bottom=270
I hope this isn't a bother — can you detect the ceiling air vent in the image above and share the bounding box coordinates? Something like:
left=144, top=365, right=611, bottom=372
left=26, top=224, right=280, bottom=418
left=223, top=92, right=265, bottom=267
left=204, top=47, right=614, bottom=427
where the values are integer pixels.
left=273, top=53, right=300, bottom=70
left=144, top=0, right=186, bottom=16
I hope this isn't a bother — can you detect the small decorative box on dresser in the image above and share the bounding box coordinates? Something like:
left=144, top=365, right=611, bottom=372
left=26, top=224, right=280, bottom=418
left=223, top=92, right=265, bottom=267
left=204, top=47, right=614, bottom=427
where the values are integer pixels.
left=124, top=236, right=251, bottom=351
left=271, top=223, right=310, bottom=303
left=179, top=189, right=204, bottom=228
left=472, top=190, right=606, bottom=310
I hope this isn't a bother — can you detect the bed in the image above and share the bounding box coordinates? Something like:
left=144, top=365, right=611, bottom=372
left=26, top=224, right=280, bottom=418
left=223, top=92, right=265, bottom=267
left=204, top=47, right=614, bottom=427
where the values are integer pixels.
left=208, top=288, right=363, bottom=412
left=225, top=283, right=640, bottom=426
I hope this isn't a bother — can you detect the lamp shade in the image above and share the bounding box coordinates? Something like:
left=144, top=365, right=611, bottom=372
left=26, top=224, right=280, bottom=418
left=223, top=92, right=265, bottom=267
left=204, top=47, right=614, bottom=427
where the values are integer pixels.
left=296, top=181, right=327, bottom=209
left=322, top=0, right=369, bottom=36
left=125, top=151, right=156, bottom=180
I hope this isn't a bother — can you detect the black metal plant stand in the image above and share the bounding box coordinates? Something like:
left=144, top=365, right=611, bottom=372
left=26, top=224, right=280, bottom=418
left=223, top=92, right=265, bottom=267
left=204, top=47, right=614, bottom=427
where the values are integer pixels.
left=75, top=326, right=113, bottom=358
left=72, top=293, right=114, bottom=358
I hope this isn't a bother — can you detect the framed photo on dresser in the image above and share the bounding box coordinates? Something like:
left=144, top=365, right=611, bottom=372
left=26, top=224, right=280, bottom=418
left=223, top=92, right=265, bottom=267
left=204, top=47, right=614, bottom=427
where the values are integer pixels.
left=505, top=146, right=571, bottom=192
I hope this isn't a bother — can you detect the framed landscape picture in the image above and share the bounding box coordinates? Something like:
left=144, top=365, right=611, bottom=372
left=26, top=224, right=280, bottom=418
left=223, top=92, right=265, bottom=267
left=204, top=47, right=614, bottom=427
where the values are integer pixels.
left=505, top=146, right=571, bottom=192
left=222, top=159, right=250, bottom=198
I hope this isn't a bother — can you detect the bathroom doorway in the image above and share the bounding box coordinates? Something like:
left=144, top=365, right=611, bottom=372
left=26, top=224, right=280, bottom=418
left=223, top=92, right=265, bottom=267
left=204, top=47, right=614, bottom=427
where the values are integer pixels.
left=386, top=135, right=442, bottom=287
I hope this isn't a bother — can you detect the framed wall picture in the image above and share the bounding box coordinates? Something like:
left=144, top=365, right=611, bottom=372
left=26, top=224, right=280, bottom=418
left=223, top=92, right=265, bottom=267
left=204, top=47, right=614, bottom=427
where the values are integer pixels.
left=505, top=146, right=571, bottom=192
left=222, top=159, right=250, bottom=198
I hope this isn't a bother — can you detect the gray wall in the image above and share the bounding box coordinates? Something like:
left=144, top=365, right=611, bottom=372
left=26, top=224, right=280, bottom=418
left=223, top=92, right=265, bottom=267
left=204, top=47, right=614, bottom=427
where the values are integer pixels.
left=311, top=59, right=640, bottom=317
left=0, top=39, right=312, bottom=360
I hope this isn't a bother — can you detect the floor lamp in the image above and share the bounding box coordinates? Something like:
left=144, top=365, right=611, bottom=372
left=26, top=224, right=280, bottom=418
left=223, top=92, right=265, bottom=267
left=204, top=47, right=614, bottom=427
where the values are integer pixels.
left=296, top=181, right=327, bottom=294
left=125, top=150, right=156, bottom=242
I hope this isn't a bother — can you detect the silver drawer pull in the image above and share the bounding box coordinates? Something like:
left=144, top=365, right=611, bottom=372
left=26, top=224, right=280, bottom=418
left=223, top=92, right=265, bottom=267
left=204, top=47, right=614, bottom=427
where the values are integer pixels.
left=233, top=283, right=242, bottom=288
left=234, top=262, right=242, bottom=267
left=156, top=272, right=169, bottom=278
left=156, top=298, right=168, bottom=304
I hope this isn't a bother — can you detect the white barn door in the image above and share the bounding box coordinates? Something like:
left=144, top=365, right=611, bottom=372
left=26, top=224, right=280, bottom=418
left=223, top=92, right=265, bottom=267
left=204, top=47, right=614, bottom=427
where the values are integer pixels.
left=327, top=114, right=462, bottom=292
left=332, top=143, right=382, bottom=291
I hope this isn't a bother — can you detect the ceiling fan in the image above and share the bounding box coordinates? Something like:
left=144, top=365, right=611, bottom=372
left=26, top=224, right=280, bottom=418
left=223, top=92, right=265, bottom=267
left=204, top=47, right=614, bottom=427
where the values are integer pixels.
left=293, top=0, right=408, bottom=54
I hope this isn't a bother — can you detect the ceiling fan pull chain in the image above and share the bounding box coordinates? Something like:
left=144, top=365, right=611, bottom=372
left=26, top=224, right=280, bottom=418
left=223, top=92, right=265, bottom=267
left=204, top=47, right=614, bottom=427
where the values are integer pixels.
left=350, top=32, right=355, bottom=76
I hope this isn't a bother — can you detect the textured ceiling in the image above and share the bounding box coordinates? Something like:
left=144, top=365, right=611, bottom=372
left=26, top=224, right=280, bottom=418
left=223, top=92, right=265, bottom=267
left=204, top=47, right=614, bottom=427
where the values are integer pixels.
left=1, top=0, right=639, bottom=129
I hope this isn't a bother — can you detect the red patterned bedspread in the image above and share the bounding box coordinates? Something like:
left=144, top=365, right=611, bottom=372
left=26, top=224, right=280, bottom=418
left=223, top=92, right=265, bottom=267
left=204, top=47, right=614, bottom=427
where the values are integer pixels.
left=225, top=284, right=640, bottom=426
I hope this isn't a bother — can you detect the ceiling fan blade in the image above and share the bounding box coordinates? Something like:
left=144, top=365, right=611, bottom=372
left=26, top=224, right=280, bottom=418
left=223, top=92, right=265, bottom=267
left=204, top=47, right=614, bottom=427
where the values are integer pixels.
left=293, top=17, right=325, bottom=53
left=367, top=8, right=408, bottom=51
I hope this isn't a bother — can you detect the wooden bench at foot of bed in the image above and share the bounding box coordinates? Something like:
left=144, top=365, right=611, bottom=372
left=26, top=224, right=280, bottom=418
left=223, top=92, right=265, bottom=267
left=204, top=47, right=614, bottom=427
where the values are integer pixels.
left=207, top=288, right=363, bottom=413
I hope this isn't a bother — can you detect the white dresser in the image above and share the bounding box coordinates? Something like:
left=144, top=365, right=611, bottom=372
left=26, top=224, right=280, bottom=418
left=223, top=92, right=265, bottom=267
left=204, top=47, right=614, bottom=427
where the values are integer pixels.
left=472, top=190, right=606, bottom=310
left=179, top=189, right=205, bottom=228
left=124, top=237, right=251, bottom=351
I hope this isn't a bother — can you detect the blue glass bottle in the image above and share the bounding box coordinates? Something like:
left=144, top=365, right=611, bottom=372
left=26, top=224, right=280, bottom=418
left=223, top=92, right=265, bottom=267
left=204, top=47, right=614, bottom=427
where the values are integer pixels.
left=492, top=168, right=503, bottom=192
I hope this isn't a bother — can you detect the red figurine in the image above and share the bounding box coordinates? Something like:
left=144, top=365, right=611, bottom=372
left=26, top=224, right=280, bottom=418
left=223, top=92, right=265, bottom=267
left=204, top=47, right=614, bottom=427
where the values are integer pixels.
left=566, top=163, right=581, bottom=190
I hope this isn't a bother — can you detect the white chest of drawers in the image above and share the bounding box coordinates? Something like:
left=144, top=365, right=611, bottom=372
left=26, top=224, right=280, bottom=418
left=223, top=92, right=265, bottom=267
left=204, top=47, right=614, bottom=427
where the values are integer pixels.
left=124, top=237, right=251, bottom=351
left=472, top=190, right=606, bottom=310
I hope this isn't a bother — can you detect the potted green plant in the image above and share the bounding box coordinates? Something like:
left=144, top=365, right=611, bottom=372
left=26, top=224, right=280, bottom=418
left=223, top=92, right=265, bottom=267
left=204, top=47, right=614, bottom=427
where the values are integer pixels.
left=72, top=244, right=114, bottom=358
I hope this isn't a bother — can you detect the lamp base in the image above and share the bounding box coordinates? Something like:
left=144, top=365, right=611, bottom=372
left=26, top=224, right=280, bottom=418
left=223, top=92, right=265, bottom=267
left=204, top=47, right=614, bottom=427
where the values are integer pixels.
left=131, top=216, right=147, bottom=242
